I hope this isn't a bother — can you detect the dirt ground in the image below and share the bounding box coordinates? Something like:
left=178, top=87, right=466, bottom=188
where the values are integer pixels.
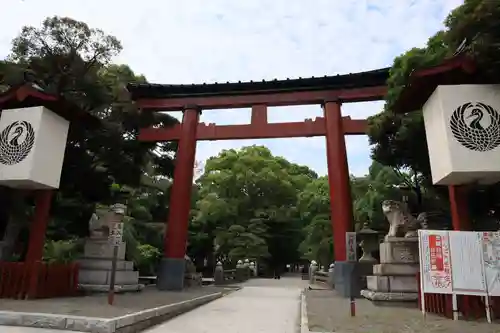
left=0, top=286, right=231, bottom=318
left=305, top=289, right=498, bottom=333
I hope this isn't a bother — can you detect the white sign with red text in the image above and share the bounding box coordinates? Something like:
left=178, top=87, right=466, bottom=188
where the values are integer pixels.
left=419, top=230, right=453, bottom=294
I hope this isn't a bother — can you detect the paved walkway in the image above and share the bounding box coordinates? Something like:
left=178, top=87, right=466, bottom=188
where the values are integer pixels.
left=145, top=275, right=306, bottom=333
left=2, top=275, right=306, bottom=333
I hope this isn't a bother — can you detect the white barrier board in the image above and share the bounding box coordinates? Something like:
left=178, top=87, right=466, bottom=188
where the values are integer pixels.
left=449, top=231, right=487, bottom=295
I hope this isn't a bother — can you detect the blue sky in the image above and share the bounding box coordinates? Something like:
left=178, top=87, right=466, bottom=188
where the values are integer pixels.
left=1, top=0, right=463, bottom=177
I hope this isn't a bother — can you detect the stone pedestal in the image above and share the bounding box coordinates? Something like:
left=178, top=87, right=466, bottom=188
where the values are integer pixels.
left=157, top=257, right=185, bottom=291
left=361, top=237, right=419, bottom=305
left=334, top=261, right=374, bottom=298
left=78, top=239, right=144, bottom=293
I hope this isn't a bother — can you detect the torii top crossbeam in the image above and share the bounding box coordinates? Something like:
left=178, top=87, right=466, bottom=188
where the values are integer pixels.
left=128, top=68, right=390, bottom=142
left=127, top=67, right=389, bottom=111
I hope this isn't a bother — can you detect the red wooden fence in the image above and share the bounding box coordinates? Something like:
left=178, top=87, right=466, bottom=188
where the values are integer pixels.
left=417, top=273, right=500, bottom=320
left=0, top=261, right=79, bottom=299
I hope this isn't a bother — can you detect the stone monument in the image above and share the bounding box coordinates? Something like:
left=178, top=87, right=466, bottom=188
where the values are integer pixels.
left=78, top=204, right=144, bottom=293
left=361, top=200, right=427, bottom=305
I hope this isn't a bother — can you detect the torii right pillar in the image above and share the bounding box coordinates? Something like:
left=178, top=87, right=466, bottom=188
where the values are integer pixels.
left=323, top=100, right=360, bottom=297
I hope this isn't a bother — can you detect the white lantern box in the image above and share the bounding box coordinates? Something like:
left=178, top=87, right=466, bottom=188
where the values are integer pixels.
left=423, top=84, right=500, bottom=185
left=0, top=106, right=69, bottom=189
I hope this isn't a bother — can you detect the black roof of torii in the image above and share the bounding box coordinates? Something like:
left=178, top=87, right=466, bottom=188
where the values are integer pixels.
left=127, top=67, right=390, bottom=100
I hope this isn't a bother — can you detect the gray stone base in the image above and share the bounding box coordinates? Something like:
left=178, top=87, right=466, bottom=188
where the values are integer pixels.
left=0, top=292, right=223, bottom=332
left=373, top=263, right=419, bottom=276
left=78, top=240, right=142, bottom=292
left=84, top=240, right=127, bottom=260
left=366, top=274, right=417, bottom=293
left=360, top=289, right=418, bottom=307
left=78, top=259, right=134, bottom=271
left=380, top=237, right=419, bottom=264
left=79, top=269, right=139, bottom=286
left=334, top=262, right=373, bottom=298
left=79, top=284, right=145, bottom=293
left=157, top=257, right=185, bottom=291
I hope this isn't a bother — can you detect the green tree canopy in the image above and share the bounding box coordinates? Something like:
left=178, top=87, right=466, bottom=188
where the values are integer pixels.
left=190, top=145, right=317, bottom=271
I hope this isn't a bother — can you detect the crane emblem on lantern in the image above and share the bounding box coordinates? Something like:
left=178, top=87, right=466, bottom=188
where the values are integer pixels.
left=450, top=102, right=500, bottom=152
left=0, top=120, right=35, bottom=165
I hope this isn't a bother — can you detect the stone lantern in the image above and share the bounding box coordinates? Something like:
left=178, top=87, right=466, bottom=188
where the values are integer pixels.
left=249, top=261, right=256, bottom=277
left=356, top=221, right=382, bottom=263
left=214, top=261, right=224, bottom=286
left=309, top=260, right=318, bottom=284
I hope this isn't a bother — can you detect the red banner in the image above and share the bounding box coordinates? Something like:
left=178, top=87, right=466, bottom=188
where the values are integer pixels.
left=429, top=235, right=444, bottom=272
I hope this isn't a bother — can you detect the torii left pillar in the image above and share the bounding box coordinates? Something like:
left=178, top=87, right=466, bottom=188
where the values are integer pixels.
left=157, top=106, right=200, bottom=291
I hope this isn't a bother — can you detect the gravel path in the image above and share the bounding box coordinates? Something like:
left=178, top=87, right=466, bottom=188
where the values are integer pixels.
left=0, top=286, right=229, bottom=318
left=306, top=289, right=498, bottom=333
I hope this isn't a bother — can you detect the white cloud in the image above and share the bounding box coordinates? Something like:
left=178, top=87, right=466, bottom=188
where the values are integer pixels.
left=1, top=0, right=464, bottom=176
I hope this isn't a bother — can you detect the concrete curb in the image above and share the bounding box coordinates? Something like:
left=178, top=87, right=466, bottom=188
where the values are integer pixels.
left=295, top=293, right=302, bottom=333
left=301, top=290, right=311, bottom=333
left=0, top=291, right=223, bottom=333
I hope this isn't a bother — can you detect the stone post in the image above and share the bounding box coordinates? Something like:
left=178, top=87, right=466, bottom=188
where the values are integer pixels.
left=214, top=261, right=224, bottom=286
left=244, top=259, right=250, bottom=280
left=236, top=260, right=245, bottom=282
left=250, top=262, right=256, bottom=277
left=328, top=263, right=335, bottom=288
left=309, top=260, right=318, bottom=285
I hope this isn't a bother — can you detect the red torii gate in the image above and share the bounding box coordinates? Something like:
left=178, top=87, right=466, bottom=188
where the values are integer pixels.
left=128, top=68, right=389, bottom=290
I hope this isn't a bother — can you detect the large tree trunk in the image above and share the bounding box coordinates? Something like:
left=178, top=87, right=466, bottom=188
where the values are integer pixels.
left=0, top=189, right=29, bottom=261
left=0, top=187, right=12, bottom=239
left=0, top=215, right=25, bottom=260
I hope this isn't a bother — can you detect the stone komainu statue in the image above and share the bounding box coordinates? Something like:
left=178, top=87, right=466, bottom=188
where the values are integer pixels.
left=382, top=200, right=428, bottom=239
left=88, top=203, right=127, bottom=239
left=184, top=254, right=202, bottom=287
